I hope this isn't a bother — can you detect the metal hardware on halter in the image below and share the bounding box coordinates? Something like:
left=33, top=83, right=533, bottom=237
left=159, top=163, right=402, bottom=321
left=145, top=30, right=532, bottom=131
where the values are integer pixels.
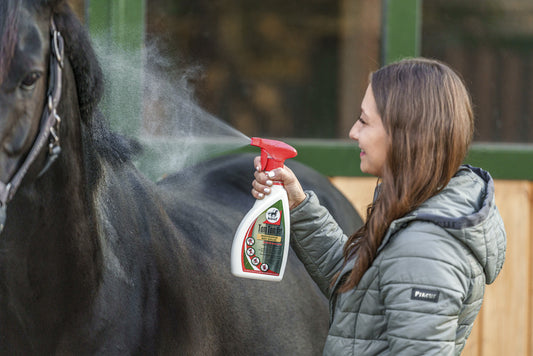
left=37, top=93, right=63, bottom=177
left=38, top=18, right=64, bottom=177
left=0, top=17, right=64, bottom=231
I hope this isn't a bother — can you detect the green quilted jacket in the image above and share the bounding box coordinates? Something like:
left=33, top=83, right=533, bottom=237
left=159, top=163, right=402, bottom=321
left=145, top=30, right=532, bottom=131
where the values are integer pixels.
left=290, top=165, right=506, bottom=355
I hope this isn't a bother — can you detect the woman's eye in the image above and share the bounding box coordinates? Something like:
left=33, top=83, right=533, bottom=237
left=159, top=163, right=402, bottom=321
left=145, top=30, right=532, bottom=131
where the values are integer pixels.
left=358, top=117, right=366, bottom=125
left=20, top=72, right=42, bottom=89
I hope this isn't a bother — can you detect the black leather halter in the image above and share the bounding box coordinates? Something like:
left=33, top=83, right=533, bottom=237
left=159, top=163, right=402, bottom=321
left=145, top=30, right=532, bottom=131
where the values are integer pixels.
left=0, top=17, right=64, bottom=231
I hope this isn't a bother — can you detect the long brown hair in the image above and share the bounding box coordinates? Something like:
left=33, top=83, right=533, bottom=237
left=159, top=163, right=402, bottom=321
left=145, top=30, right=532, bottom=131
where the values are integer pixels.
left=338, top=58, right=474, bottom=292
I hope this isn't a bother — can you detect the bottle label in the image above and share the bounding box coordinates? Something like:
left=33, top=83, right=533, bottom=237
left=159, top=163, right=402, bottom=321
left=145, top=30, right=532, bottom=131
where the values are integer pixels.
left=241, top=200, right=285, bottom=275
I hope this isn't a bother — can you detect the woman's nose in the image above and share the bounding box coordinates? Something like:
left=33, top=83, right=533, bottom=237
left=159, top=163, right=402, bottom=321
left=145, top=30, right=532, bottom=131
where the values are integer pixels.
left=349, top=121, right=359, bottom=141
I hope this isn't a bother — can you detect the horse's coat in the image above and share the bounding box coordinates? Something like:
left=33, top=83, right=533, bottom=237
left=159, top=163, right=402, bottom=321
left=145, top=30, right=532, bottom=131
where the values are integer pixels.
left=0, top=0, right=363, bottom=354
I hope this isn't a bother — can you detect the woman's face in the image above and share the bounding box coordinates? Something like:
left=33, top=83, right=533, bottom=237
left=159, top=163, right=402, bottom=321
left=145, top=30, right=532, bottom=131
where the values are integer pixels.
left=349, top=84, right=389, bottom=177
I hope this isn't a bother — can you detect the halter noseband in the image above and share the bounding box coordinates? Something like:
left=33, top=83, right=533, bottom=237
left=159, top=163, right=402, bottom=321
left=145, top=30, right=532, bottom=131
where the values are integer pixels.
left=0, top=17, right=64, bottom=230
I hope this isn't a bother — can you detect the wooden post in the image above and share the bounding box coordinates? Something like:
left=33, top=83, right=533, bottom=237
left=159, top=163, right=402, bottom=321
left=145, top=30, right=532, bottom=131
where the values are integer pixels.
left=86, top=0, right=146, bottom=136
left=381, top=0, right=421, bottom=64
left=338, top=0, right=381, bottom=137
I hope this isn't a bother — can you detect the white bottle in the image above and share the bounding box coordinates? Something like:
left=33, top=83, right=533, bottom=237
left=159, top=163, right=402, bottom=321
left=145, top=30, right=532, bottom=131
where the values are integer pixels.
left=231, top=137, right=297, bottom=281
left=231, top=182, right=291, bottom=281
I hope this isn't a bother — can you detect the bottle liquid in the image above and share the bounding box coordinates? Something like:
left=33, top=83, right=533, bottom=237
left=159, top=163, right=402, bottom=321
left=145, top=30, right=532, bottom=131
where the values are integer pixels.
left=231, top=137, right=297, bottom=281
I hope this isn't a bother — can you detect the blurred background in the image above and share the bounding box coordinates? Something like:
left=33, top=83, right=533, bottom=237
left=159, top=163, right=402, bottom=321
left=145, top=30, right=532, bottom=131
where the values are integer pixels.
left=71, top=0, right=533, bottom=143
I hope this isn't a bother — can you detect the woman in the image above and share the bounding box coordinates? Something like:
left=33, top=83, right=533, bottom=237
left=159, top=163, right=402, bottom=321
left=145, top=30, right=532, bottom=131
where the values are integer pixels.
left=252, top=58, right=506, bottom=355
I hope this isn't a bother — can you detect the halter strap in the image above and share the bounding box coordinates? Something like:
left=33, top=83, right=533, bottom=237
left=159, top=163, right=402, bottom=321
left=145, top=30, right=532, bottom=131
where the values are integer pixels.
left=0, top=17, right=64, bottom=229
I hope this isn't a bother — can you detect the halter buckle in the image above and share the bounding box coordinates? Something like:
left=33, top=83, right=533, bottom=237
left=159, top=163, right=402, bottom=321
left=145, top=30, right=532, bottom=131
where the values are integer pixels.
left=51, top=20, right=64, bottom=68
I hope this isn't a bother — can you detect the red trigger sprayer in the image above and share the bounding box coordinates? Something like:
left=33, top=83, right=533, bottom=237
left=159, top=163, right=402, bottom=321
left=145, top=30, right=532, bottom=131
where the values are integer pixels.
left=250, top=137, right=297, bottom=172
left=231, top=137, right=297, bottom=281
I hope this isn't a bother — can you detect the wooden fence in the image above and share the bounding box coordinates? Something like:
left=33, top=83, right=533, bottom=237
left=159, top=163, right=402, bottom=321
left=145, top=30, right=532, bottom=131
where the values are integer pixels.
left=330, top=177, right=532, bottom=356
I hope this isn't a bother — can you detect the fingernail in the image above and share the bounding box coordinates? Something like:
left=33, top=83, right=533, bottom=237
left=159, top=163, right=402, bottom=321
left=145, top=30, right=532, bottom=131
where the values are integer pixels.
left=258, top=193, right=264, bottom=199
left=264, top=187, right=271, bottom=194
left=256, top=166, right=261, bottom=171
left=267, top=171, right=275, bottom=178
left=266, top=180, right=273, bottom=186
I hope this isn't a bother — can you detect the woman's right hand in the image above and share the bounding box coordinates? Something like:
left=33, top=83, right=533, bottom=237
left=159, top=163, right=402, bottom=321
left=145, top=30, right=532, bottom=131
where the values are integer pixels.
left=251, top=156, right=307, bottom=210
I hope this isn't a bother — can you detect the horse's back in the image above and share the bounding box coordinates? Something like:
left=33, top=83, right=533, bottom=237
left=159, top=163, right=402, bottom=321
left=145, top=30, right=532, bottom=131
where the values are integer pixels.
left=155, top=153, right=362, bottom=355
left=158, top=153, right=361, bottom=230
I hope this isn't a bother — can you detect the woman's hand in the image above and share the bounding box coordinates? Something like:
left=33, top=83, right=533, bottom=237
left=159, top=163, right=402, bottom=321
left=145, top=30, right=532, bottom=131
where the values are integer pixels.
left=251, top=156, right=307, bottom=210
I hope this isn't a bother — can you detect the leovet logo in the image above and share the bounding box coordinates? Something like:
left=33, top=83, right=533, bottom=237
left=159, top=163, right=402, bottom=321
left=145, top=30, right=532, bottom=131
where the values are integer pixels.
left=411, top=288, right=440, bottom=303
left=264, top=207, right=281, bottom=225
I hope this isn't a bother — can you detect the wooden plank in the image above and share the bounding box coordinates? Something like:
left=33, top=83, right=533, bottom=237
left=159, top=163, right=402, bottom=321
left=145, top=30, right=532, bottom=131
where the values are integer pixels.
left=338, top=0, right=381, bottom=136
left=330, top=176, right=377, bottom=220
left=481, top=180, right=530, bottom=356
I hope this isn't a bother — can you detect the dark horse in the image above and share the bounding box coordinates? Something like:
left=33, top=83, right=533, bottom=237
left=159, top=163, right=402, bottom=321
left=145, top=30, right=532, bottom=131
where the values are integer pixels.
left=0, top=0, right=362, bottom=354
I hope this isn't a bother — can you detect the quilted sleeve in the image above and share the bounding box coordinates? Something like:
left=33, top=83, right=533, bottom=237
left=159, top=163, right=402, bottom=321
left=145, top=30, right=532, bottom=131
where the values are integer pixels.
left=378, top=222, right=473, bottom=355
left=290, top=191, right=348, bottom=297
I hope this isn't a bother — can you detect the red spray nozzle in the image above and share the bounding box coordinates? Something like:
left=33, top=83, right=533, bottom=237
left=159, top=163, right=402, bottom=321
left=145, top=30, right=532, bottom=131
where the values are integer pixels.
left=250, top=137, right=297, bottom=171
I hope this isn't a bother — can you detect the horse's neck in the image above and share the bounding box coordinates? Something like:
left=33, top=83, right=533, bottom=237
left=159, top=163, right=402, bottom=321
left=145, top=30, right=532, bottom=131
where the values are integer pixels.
left=0, top=119, right=102, bottom=352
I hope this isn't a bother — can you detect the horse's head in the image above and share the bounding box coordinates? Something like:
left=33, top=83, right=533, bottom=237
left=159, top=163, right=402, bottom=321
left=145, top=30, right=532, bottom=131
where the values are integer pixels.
left=0, top=0, right=108, bottom=231
left=0, top=1, right=64, bottom=231
left=0, top=3, right=50, bottom=181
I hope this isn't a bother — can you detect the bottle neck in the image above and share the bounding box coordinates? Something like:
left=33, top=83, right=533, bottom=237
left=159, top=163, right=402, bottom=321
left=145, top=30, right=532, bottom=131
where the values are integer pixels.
left=270, top=183, right=285, bottom=193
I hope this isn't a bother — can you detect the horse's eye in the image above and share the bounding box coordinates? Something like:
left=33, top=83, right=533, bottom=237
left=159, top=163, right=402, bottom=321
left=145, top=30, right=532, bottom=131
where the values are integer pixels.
left=20, top=72, right=42, bottom=90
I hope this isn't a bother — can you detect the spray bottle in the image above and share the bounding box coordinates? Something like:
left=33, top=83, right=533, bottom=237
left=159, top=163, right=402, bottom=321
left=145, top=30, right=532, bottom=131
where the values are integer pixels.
left=231, top=137, right=297, bottom=281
